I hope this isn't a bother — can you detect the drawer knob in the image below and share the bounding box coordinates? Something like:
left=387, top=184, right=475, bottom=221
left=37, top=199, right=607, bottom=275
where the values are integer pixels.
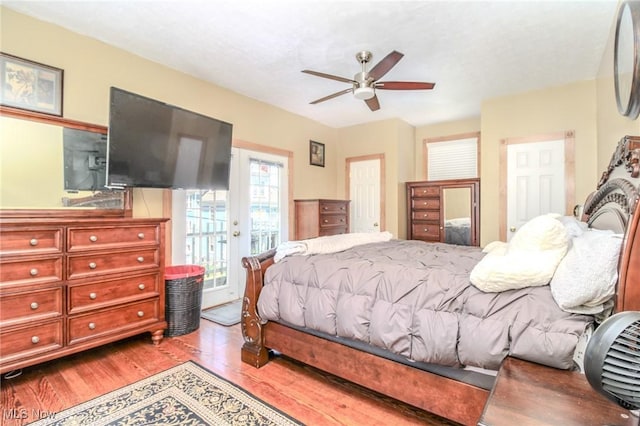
left=137, top=256, right=144, bottom=263
left=89, top=292, right=97, bottom=300
left=29, top=238, right=38, bottom=246
left=424, top=228, right=429, bottom=232
left=424, top=201, right=428, bottom=205
left=138, top=283, right=146, bottom=290
left=340, top=219, right=344, bottom=222
left=89, top=235, right=98, bottom=242
left=137, top=311, right=144, bottom=318
left=89, top=262, right=97, bottom=269
left=30, top=268, right=39, bottom=276
left=88, top=322, right=96, bottom=330
left=340, top=206, right=345, bottom=210
left=30, top=302, right=39, bottom=310
left=31, top=336, right=40, bottom=344
left=323, top=219, right=329, bottom=223
left=138, top=232, right=145, bottom=239
left=323, top=206, right=328, bottom=210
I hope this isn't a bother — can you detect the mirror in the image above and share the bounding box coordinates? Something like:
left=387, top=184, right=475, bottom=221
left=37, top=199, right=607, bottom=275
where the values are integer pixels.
left=0, top=107, right=130, bottom=214
left=614, top=0, right=640, bottom=119
left=441, top=179, right=479, bottom=246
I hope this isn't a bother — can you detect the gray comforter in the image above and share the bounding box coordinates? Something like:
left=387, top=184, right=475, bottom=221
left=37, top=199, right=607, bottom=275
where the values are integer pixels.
left=257, top=240, right=592, bottom=370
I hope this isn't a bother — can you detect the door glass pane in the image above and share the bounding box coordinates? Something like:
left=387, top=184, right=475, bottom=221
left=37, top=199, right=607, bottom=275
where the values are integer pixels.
left=249, top=158, right=282, bottom=255
left=185, top=190, right=228, bottom=291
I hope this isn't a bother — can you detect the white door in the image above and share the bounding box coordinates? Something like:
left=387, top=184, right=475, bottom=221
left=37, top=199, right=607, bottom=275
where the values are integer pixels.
left=506, top=139, right=565, bottom=240
left=172, top=148, right=288, bottom=309
left=349, top=158, right=381, bottom=233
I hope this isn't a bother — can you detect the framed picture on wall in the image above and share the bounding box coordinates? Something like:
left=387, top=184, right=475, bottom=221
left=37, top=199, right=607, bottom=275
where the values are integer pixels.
left=0, top=52, right=64, bottom=116
left=310, top=140, right=325, bottom=167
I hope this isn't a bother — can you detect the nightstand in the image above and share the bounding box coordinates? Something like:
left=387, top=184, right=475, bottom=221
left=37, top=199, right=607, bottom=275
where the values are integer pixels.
left=478, top=356, right=638, bottom=426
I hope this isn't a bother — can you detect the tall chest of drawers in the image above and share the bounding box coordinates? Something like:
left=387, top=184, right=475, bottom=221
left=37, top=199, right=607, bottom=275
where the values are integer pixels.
left=406, top=182, right=442, bottom=243
left=294, top=199, right=350, bottom=240
left=0, top=217, right=168, bottom=374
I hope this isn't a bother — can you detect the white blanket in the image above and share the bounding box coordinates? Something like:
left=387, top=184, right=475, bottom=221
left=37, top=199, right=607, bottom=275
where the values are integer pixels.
left=274, top=231, right=393, bottom=262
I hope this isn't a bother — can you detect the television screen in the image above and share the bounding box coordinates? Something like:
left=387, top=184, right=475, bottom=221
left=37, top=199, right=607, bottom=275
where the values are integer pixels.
left=106, top=87, right=233, bottom=190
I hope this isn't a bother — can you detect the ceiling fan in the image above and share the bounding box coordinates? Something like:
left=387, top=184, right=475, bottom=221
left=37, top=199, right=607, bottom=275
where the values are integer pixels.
left=302, top=50, right=435, bottom=111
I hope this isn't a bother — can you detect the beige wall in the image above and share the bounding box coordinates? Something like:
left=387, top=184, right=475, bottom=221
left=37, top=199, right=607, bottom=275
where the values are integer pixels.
left=479, top=81, right=599, bottom=245
left=0, top=7, right=339, bottom=218
left=336, top=118, right=414, bottom=237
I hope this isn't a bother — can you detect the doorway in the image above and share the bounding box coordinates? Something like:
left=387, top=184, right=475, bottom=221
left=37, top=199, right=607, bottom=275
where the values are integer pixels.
left=346, top=154, right=384, bottom=233
left=500, top=131, right=575, bottom=241
left=172, top=146, right=289, bottom=309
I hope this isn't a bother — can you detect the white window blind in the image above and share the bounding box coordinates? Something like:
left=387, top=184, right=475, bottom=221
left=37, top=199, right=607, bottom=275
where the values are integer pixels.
left=427, top=137, right=478, bottom=181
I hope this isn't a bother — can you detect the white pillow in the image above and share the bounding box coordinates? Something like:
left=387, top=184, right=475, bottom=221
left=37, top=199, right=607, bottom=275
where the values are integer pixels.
left=470, top=214, right=569, bottom=292
left=550, top=229, right=622, bottom=314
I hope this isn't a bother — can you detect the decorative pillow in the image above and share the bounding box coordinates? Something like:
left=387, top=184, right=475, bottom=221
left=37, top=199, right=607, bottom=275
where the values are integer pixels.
left=482, top=240, right=508, bottom=254
left=550, top=229, right=622, bottom=314
left=470, top=214, right=569, bottom=292
left=556, top=215, right=588, bottom=240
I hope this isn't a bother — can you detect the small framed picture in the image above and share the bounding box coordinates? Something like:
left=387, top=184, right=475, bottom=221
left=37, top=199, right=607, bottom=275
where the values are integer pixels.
left=310, top=140, right=325, bottom=167
left=0, top=52, right=64, bottom=116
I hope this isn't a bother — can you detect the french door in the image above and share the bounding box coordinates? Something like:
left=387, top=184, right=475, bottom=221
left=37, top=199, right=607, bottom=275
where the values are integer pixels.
left=172, top=147, right=288, bottom=309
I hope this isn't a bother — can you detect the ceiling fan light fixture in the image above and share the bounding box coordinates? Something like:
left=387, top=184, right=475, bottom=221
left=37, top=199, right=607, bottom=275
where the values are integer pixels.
left=354, top=86, right=375, bottom=100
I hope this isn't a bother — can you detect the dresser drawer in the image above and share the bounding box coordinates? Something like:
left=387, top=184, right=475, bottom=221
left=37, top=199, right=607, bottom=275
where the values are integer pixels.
left=68, top=273, right=160, bottom=314
left=0, top=320, right=63, bottom=364
left=320, top=214, right=348, bottom=228
left=411, top=198, right=440, bottom=210
left=0, top=227, right=63, bottom=257
left=319, top=227, right=348, bottom=237
left=319, top=201, right=348, bottom=214
left=0, top=287, right=63, bottom=326
left=68, top=248, right=159, bottom=279
left=412, top=211, right=440, bottom=222
left=0, top=256, right=63, bottom=288
left=67, top=224, right=159, bottom=252
left=410, top=186, right=439, bottom=198
left=412, top=223, right=441, bottom=241
left=68, top=299, right=160, bottom=345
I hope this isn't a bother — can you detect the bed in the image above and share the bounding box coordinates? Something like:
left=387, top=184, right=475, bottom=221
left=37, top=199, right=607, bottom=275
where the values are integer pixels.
left=240, top=135, right=640, bottom=425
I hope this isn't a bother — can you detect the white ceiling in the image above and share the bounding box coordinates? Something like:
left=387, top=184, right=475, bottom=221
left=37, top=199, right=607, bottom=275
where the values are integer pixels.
left=3, top=0, right=619, bottom=129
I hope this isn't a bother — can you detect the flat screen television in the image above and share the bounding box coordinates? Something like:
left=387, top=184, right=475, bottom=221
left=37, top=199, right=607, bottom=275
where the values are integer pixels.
left=106, top=87, right=233, bottom=190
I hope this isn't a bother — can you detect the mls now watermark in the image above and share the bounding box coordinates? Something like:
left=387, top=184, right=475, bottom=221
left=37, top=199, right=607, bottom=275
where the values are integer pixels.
left=3, top=408, right=56, bottom=421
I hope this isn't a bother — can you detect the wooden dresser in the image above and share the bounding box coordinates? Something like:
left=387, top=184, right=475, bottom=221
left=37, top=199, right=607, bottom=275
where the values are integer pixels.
left=406, top=178, right=480, bottom=246
left=294, top=199, right=350, bottom=240
left=406, top=182, right=442, bottom=243
left=0, top=216, right=168, bottom=374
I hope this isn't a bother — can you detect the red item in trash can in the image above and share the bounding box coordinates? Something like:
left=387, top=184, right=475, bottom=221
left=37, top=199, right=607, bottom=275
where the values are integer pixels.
left=165, top=265, right=205, bottom=281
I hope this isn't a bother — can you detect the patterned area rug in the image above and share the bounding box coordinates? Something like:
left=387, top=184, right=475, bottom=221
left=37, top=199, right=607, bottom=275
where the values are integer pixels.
left=30, top=361, right=302, bottom=426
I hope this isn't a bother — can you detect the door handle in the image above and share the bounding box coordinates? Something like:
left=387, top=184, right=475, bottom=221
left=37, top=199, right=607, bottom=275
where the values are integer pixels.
left=373, top=223, right=379, bottom=227
left=509, top=226, right=516, bottom=232
left=232, top=231, right=240, bottom=237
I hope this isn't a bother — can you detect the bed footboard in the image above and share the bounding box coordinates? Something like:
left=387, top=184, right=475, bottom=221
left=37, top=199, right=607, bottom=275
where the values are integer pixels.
left=241, top=249, right=276, bottom=368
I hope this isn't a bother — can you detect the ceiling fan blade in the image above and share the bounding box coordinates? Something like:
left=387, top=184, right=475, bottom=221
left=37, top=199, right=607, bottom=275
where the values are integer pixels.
left=368, top=51, right=404, bottom=81
left=375, top=81, right=435, bottom=90
left=310, top=88, right=353, bottom=104
left=365, top=95, right=380, bottom=111
left=302, top=70, right=355, bottom=84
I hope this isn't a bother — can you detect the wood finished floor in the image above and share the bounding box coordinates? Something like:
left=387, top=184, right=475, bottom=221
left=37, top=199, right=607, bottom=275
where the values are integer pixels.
left=0, top=319, right=460, bottom=425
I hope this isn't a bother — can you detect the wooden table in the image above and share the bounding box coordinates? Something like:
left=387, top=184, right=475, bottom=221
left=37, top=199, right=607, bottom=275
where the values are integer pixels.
left=478, top=356, right=638, bottom=426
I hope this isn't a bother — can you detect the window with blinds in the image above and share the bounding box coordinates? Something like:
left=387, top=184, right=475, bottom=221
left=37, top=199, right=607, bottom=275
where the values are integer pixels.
left=426, top=136, right=478, bottom=181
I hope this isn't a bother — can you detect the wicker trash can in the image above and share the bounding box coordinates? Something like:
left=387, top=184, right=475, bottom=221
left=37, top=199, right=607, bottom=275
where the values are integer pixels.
left=164, top=265, right=205, bottom=337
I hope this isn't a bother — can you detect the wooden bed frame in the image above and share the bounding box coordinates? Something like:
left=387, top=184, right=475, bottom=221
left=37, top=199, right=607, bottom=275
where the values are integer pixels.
left=240, top=135, right=640, bottom=426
